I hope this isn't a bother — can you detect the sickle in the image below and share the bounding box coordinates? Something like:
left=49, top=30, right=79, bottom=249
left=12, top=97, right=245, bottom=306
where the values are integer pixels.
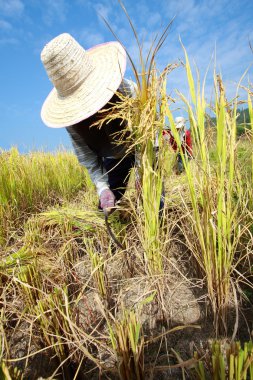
left=103, top=209, right=125, bottom=250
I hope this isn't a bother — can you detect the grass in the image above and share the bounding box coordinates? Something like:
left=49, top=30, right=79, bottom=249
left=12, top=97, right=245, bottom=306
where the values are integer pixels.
left=192, top=341, right=253, bottom=380
left=0, top=147, right=91, bottom=245
left=0, top=6, right=252, bottom=379
left=167, top=46, right=253, bottom=334
left=0, top=136, right=252, bottom=379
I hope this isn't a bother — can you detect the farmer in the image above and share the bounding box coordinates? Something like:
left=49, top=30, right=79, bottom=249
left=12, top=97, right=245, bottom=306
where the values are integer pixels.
left=163, top=116, right=193, bottom=174
left=40, top=33, right=136, bottom=214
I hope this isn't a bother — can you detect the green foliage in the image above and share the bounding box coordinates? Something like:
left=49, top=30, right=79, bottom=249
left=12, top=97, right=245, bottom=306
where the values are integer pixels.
left=208, top=107, right=251, bottom=136
left=110, top=309, right=144, bottom=380
left=0, top=148, right=91, bottom=244
left=0, top=361, right=23, bottom=380
left=175, top=49, right=253, bottom=334
left=236, top=107, right=251, bottom=134
left=0, top=6, right=252, bottom=378
left=192, top=340, right=253, bottom=380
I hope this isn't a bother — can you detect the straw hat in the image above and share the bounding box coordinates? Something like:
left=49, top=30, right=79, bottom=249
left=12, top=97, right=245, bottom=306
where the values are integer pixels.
left=40, top=33, right=127, bottom=128
left=175, top=116, right=186, bottom=129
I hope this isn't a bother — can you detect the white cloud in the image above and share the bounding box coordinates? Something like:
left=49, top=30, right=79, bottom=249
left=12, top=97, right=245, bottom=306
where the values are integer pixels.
left=41, top=0, right=67, bottom=26
left=93, top=2, right=112, bottom=20
left=0, top=0, right=24, bottom=17
left=74, top=0, right=92, bottom=5
left=37, top=0, right=253, bottom=104
left=153, top=0, right=253, bottom=101
left=0, top=19, right=12, bottom=30
left=0, top=1, right=24, bottom=46
left=78, top=29, right=105, bottom=47
left=0, top=37, right=18, bottom=45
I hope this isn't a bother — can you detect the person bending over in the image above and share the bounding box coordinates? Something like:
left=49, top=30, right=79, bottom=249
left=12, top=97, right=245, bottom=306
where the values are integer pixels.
left=40, top=33, right=136, bottom=214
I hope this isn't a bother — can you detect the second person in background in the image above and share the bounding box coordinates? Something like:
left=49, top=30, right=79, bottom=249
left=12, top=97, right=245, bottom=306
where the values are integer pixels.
left=163, top=116, right=193, bottom=174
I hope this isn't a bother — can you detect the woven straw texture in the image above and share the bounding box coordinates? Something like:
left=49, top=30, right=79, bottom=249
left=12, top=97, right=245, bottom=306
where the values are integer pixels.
left=41, top=33, right=126, bottom=128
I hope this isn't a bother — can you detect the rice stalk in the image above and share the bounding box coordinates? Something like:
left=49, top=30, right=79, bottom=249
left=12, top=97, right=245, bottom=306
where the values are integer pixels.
left=84, top=237, right=107, bottom=298
left=248, top=91, right=253, bottom=200
left=192, top=340, right=253, bottom=380
left=102, top=6, right=178, bottom=273
left=0, top=149, right=89, bottom=244
left=174, top=44, right=250, bottom=333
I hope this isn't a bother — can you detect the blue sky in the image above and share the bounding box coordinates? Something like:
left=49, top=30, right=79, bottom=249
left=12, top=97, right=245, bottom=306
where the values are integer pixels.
left=0, top=0, right=252, bottom=152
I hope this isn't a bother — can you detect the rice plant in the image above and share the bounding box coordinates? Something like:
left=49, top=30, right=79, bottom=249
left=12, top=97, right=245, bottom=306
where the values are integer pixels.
left=106, top=307, right=145, bottom=380
left=0, top=148, right=90, bottom=244
left=0, top=2, right=252, bottom=379
left=192, top=340, right=253, bottom=380
left=102, top=3, right=178, bottom=274
left=170, top=45, right=253, bottom=333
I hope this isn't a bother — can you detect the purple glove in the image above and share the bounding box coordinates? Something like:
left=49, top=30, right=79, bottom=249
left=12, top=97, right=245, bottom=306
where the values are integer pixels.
left=100, top=189, right=116, bottom=212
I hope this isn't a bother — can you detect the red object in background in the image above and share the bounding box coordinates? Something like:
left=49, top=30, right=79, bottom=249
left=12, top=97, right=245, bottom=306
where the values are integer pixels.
left=163, top=129, right=193, bottom=157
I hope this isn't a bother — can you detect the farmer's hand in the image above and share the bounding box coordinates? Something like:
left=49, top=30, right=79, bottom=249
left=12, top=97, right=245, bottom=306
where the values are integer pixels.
left=100, top=189, right=116, bottom=214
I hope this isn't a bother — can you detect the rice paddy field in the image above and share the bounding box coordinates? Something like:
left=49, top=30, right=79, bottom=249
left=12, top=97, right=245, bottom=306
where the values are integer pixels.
left=1, top=21, right=253, bottom=380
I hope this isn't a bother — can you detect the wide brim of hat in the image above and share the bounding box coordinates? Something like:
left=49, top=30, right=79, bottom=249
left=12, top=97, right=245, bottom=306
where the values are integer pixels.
left=41, top=41, right=127, bottom=128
